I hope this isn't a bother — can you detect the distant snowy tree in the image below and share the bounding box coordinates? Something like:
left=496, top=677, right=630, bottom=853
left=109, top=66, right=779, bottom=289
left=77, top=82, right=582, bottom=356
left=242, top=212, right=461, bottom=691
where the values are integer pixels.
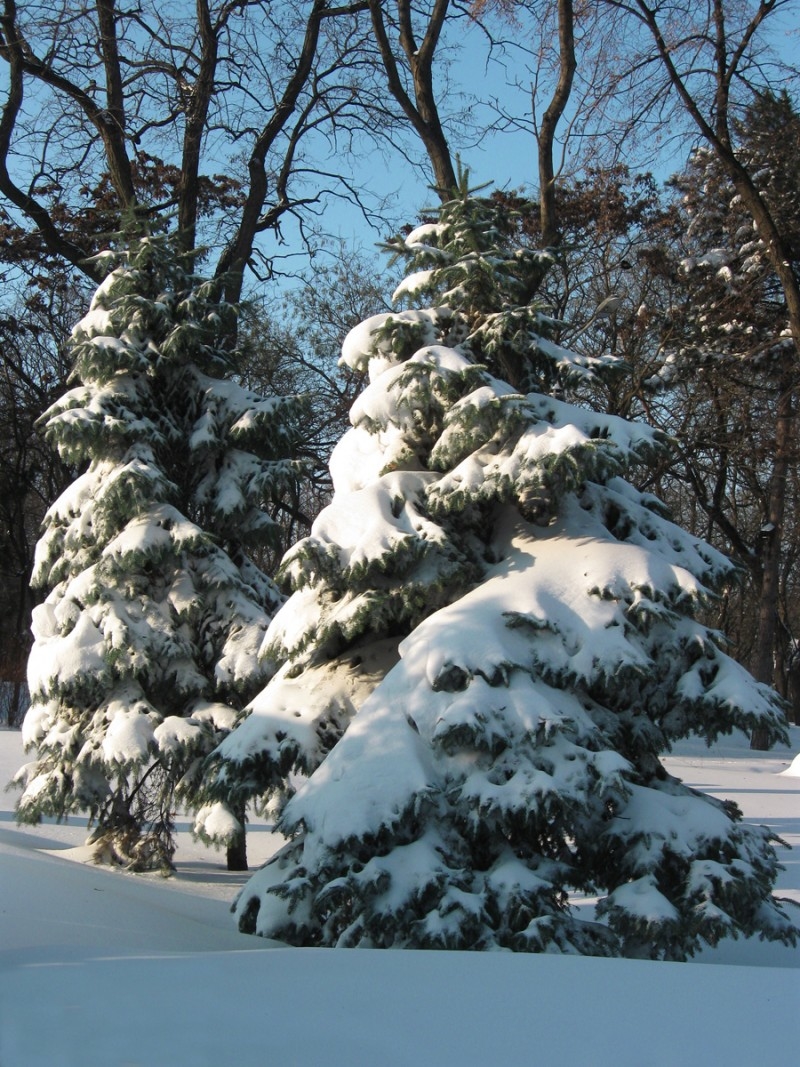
left=207, top=181, right=795, bottom=959
left=673, top=91, right=800, bottom=371
left=13, top=236, right=300, bottom=871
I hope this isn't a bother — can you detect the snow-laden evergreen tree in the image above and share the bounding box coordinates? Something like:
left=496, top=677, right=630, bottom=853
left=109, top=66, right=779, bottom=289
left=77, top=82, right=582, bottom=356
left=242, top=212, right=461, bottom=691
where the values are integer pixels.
left=207, top=179, right=795, bottom=958
left=13, top=235, right=300, bottom=871
left=670, top=90, right=800, bottom=375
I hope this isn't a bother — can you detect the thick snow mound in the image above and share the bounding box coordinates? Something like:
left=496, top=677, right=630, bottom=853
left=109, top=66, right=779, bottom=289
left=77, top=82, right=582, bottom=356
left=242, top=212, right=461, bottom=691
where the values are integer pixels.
left=1, top=727, right=799, bottom=1066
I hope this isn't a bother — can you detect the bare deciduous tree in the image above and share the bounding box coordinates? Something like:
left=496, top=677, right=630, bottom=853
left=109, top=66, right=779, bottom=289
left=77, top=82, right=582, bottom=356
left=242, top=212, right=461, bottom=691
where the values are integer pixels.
left=0, top=0, right=406, bottom=300
left=594, top=0, right=799, bottom=746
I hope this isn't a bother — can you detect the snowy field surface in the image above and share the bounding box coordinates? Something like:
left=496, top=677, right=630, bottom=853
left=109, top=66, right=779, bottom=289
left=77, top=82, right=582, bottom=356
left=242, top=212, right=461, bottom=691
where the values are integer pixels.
left=1, top=725, right=799, bottom=1067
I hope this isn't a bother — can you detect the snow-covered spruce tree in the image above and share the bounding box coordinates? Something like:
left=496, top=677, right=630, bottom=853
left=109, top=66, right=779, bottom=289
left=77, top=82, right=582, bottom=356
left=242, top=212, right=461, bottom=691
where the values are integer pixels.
left=207, top=181, right=795, bottom=958
left=13, top=235, right=300, bottom=871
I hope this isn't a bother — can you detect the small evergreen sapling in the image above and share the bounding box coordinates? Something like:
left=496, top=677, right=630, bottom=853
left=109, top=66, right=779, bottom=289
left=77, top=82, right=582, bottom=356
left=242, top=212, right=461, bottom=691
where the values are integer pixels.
left=211, top=184, right=795, bottom=958
left=13, top=236, right=300, bottom=871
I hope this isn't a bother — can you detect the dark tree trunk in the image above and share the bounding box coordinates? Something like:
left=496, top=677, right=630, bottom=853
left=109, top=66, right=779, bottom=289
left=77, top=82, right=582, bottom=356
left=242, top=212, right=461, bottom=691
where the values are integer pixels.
left=226, top=803, right=248, bottom=871
left=537, top=0, right=575, bottom=248
left=368, top=0, right=457, bottom=198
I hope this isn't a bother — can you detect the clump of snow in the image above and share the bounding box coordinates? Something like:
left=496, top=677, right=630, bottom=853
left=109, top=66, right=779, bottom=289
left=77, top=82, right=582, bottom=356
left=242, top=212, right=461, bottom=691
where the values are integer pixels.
left=339, top=308, right=456, bottom=377
left=27, top=612, right=108, bottom=698
left=392, top=269, right=435, bottom=302
left=193, top=801, right=242, bottom=844
left=101, top=704, right=157, bottom=764
left=405, top=221, right=448, bottom=248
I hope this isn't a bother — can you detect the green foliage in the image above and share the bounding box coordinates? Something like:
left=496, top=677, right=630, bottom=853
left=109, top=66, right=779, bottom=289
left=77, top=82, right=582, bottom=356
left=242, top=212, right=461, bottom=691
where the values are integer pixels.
left=385, top=175, right=618, bottom=394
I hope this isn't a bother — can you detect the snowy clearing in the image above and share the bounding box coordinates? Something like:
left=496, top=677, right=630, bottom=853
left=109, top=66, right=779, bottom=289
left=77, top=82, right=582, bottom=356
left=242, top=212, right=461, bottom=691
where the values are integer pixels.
left=1, top=725, right=798, bottom=1066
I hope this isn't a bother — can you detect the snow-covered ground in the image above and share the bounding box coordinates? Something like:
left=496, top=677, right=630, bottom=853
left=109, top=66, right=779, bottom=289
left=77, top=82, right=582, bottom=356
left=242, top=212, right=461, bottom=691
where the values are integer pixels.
left=1, top=725, right=798, bottom=1067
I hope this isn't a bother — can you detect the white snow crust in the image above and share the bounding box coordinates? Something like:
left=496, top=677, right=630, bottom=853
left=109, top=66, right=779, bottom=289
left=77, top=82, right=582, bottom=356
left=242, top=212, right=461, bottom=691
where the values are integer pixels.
left=1, top=727, right=798, bottom=1066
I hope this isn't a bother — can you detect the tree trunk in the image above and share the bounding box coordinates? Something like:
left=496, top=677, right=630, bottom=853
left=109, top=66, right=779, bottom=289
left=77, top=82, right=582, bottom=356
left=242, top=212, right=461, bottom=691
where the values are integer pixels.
left=368, top=0, right=457, bottom=198
left=226, top=802, right=248, bottom=871
left=537, top=0, right=575, bottom=248
left=787, top=656, right=800, bottom=727
left=215, top=0, right=328, bottom=304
